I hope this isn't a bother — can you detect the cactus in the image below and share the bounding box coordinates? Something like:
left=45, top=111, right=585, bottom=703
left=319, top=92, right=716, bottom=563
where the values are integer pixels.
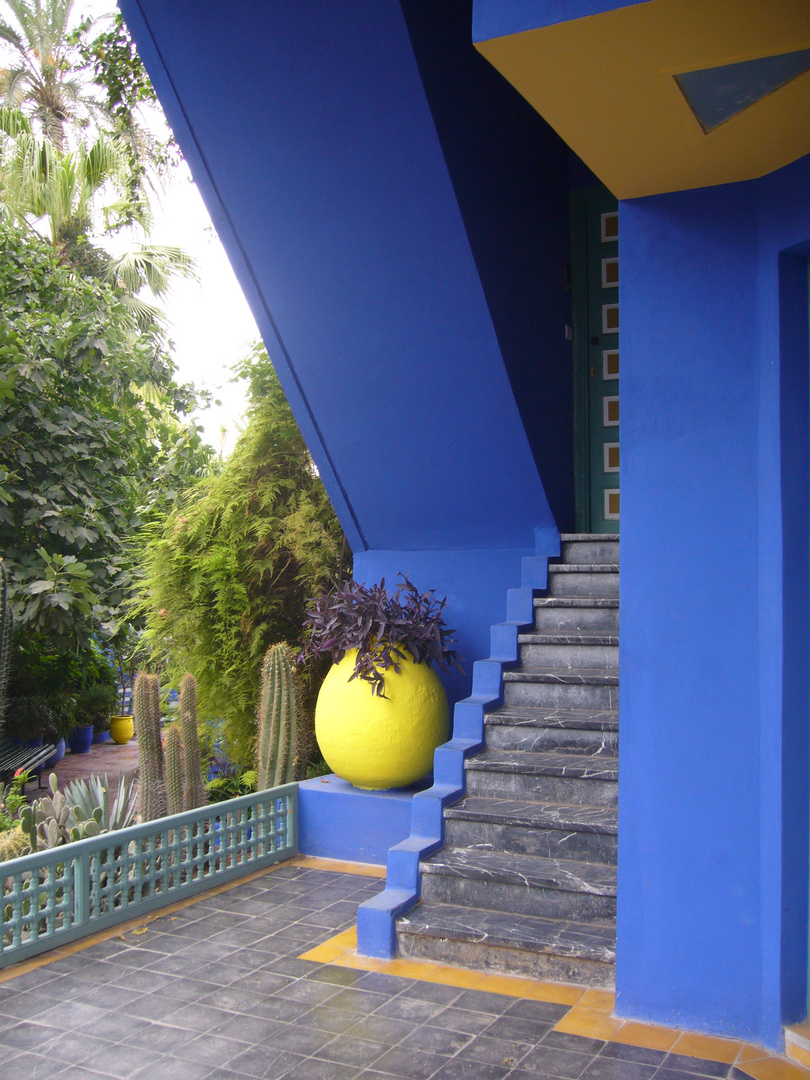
left=178, top=674, right=206, bottom=810
left=19, top=774, right=103, bottom=850
left=0, top=559, right=11, bottom=732
left=164, top=725, right=184, bottom=816
left=0, top=826, right=30, bottom=863
left=134, top=673, right=166, bottom=822
left=256, top=643, right=307, bottom=789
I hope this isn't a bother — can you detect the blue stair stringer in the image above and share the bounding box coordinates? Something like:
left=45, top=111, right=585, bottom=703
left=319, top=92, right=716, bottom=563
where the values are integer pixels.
left=356, top=540, right=555, bottom=958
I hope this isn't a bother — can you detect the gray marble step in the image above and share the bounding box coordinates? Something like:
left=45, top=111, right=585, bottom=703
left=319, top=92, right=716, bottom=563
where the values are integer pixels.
left=548, top=564, right=619, bottom=598
left=484, top=706, right=618, bottom=751
left=444, top=796, right=618, bottom=862
left=485, top=705, right=619, bottom=731
left=397, top=901, right=616, bottom=987
left=503, top=667, right=619, bottom=709
left=420, top=848, right=617, bottom=920
left=485, top=719, right=618, bottom=754
left=517, top=638, right=618, bottom=669
left=465, top=749, right=618, bottom=804
left=560, top=534, right=620, bottom=566
left=534, top=597, right=619, bottom=633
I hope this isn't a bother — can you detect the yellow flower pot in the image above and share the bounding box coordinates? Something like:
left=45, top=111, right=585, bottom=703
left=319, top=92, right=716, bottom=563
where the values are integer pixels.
left=315, top=649, right=449, bottom=790
left=109, top=715, right=134, bottom=745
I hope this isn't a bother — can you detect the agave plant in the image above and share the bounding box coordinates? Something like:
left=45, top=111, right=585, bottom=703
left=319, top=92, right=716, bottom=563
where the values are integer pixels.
left=63, top=772, right=139, bottom=833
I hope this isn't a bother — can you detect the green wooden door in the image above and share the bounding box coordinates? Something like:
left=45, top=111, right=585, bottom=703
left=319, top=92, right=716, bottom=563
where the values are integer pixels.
left=572, top=188, right=620, bottom=534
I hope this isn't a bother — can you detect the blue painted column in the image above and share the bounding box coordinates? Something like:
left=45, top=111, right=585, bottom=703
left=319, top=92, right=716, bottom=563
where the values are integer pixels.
left=617, top=155, right=810, bottom=1048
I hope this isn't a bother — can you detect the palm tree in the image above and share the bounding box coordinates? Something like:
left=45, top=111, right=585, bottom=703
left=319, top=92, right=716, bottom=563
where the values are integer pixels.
left=0, top=0, right=104, bottom=152
left=0, top=108, right=130, bottom=246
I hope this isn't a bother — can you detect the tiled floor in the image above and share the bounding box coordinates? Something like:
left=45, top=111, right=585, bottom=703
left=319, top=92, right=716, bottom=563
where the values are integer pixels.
left=0, top=859, right=805, bottom=1080
left=29, top=737, right=140, bottom=802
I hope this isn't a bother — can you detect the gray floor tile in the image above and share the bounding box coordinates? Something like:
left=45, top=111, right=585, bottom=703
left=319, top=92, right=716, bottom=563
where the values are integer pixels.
left=514, top=1043, right=594, bottom=1078
left=305, top=1005, right=376, bottom=1035
left=581, top=1055, right=658, bottom=1080
left=315, top=1033, right=390, bottom=1067
left=456, top=1032, right=533, bottom=1067
left=661, top=1055, right=733, bottom=1078
left=344, top=1014, right=417, bottom=1046
left=372, top=1044, right=450, bottom=1079
left=1, top=1052, right=57, bottom=1080
left=398, top=1023, right=474, bottom=1057
left=431, top=1058, right=512, bottom=1080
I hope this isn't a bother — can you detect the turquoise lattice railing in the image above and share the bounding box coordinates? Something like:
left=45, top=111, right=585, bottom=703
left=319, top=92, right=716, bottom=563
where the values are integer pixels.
left=0, top=784, right=297, bottom=967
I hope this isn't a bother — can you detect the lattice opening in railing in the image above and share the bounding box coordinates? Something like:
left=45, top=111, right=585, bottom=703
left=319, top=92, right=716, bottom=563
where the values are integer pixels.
left=0, top=784, right=297, bottom=967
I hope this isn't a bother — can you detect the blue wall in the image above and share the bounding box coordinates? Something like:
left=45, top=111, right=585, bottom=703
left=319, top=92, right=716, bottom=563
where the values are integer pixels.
left=617, top=154, right=810, bottom=1047
left=118, top=0, right=558, bottom=558
left=472, top=0, right=650, bottom=42
left=400, top=0, right=574, bottom=529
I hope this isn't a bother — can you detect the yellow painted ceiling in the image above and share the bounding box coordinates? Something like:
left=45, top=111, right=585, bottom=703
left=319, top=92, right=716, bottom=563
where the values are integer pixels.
left=475, top=0, right=810, bottom=199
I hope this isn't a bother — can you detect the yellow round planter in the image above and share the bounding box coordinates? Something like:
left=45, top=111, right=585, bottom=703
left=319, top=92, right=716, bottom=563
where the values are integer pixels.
left=109, top=715, right=134, bottom=745
left=315, top=649, right=449, bottom=790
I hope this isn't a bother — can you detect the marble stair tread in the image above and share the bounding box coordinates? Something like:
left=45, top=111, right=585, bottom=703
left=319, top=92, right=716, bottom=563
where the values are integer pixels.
left=421, top=847, right=617, bottom=896
left=548, top=563, right=619, bottom=573
left=484, top=705, right=619, bottom=731
left=535, top=597, right=618, bottom=608
left=444, top=795, right=618, bottom=835
left=503, top=667, right=619, bottom=686
left=398, top=902, right=616, bottom=963
left=518, top=631, right=619, bottom=645
left=466, top=748, right=618, bottom=780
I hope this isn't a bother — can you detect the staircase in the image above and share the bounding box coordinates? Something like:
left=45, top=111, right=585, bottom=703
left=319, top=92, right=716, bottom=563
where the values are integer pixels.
left=396, top=534, right=619, bottom=988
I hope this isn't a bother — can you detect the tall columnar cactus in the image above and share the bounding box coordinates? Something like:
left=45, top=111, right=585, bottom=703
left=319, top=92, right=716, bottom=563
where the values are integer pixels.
left=257, top=643, right=307, bottom=789
left=178, top=674, right=207, bottom=810
left=0, top=559, right=12, bottom=731
left=135, top=673, right=166, bottom=821
left=164, top=725, right=184, bottom=816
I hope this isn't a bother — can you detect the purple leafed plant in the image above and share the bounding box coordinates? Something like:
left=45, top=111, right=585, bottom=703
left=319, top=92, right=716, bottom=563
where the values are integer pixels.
left=299, top=576, right=463, bottom=696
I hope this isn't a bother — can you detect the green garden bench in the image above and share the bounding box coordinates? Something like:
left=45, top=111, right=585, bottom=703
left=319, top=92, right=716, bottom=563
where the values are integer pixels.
left=0, top=737, right=57, bottom=791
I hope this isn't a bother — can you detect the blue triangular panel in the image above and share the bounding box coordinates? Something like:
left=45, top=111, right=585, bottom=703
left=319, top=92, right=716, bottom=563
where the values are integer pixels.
left=676, top=48, right=810, bottom=133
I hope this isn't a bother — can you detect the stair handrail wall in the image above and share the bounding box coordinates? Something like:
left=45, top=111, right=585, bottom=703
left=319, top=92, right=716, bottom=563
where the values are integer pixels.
left=355, top=535, right=556, bottom=958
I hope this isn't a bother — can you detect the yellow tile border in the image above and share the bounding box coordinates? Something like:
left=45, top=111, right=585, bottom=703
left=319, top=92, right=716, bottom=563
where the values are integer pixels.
left=299, top=923, right=810, bottom=1080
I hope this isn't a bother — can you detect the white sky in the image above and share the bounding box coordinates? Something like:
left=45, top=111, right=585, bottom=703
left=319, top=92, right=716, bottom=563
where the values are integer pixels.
left=5, top=0, right=261, bottom=456
left=127, top=167, right=260, bottom=457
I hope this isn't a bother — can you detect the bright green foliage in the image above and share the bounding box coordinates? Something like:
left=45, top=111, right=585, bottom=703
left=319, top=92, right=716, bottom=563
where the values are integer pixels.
left=0, top=560, right=10, bottom=728
left=206, top=769, right=257, bottom=804
left=178, top=673, right=206, bottom=810
left=0, top=824, right=28, bottom=860
left=164, top=724, right=183, bottom=817
left=137, top=348, right=345, bottom=767
left=0, top=223, right=212, bottom=656
left=134, top=672, right=165, bottom=822
left=75, top=682, right=115, bottom=732
left=0, top=768, right=28, bottom=832
left=257, top=643, right=306, bottom=789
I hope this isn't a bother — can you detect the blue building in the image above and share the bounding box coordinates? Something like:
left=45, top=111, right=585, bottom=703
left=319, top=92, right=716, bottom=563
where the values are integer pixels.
left=119, top=0, right=810, bottom=1051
